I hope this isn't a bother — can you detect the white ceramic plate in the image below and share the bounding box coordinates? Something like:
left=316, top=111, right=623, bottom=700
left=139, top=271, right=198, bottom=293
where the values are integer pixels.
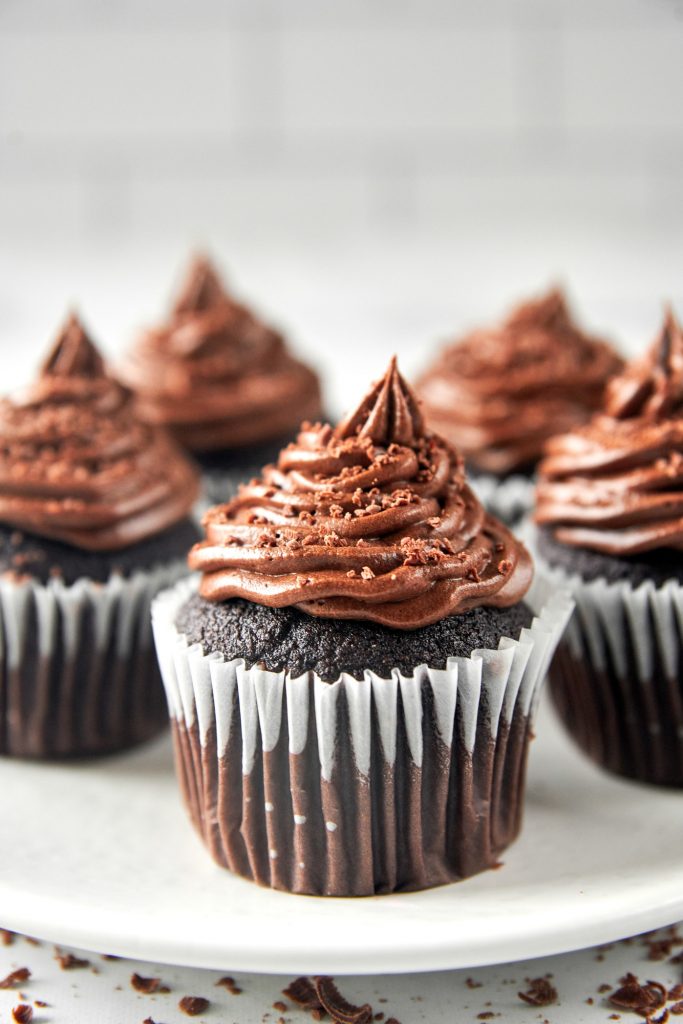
left=1, top=698, right=682, bottom=975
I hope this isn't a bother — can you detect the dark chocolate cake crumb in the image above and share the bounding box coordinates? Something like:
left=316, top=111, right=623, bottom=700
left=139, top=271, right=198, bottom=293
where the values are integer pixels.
left=536, top=525, right=683, bottom=587
left=466, top=978, right=484, bottom=990
left=1, top=929, right=15, bottom=945
left=0, top=518, right=199, bottom=587
left=314, top=977, right=373, bottom=1024
left=0, top=968, right=30, bottom=989
left=33, top=1001, right=48, bottom=1008
left=283, top=977, right=325, bottom=1015
left=273, top=1001, right=288, bottom=1013
left=176, top=595, right=533, bottom=682
left=55, top=951, right=90, bottom=970
left=608, top=975, right=667, bottom=1017
left=215, top=975, right=241, bottom=995
left=517, top=978, right=558, bottom=1007
left=131, top=973, right=170, bottom=994
left=11, top=1006, right=32, bottom=1024
left=179, top=995, right=209, bottom=1016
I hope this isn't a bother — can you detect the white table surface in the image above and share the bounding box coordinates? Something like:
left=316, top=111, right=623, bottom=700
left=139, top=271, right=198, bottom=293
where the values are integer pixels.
left=1, top=922, right=682, bottom=1023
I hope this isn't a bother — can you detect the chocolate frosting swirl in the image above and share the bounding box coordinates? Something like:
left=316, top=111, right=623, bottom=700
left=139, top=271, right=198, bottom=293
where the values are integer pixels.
left=190, top=358, right=532, bottom=629
left=416, top=288, right=623, bottom=474
left=536, top=308, right=683, bottom=555
left=0, top=314, right=199, bottom=551
left=120, top=255, right=322, bottom=452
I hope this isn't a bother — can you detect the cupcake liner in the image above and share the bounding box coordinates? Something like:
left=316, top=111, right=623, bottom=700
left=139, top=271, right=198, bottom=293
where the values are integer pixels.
left=529, top=539, right=683, bottom=787
left=469, top=471, right=536, bottom=526
left=152, top=577, right=572, bottom=896
left=0, top=561, right=187, bottom=759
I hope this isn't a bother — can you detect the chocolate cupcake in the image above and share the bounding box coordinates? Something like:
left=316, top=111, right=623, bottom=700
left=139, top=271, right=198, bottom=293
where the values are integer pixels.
left=416, top=287, right=623, bottom=523
left=153, top=358, right=571, bottom=896
left=0, top=314, right=200, bottom=758
left=532, top=307, right=683, bottom=786
left=120, top=255, right=323, bottom=505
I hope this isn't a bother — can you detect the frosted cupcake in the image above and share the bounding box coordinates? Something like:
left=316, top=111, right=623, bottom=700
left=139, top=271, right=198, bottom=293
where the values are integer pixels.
left=153, top=358, right=571, bottom=895
left=416, top=288, right=623, bottom=522
left=0, top=314, right=200, bottom=757
left=120, top=255, right=322, bottom=504
left=533, top=308, right=683, bottom=786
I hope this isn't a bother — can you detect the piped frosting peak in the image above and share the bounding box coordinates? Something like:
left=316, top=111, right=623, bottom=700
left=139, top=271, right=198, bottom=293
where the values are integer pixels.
left=120, top=255, right=322, bottom=452
left=40, top=313, right=106, bottom=380
left=416, top=287, right=623, bottom=475
left=189, top=357, right=532, bottom=630
left=172, top=254, right=228, bottom=317
left=606, top=307, right=683, bottom=421
left=334, top=356, right=425, bottom=447
left=536, top=307, right=683, bottom=556
left=0, top=316, right=198, bottom=551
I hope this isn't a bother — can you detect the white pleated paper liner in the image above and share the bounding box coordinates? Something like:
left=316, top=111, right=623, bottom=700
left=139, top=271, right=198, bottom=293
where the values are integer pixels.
left=527, top=528, right=683, bottom=787
left=0, top=560, right=188, bottom=759
left=469, top=471, right=536, bottom=526
left=152, top=575, right=573, bottom=896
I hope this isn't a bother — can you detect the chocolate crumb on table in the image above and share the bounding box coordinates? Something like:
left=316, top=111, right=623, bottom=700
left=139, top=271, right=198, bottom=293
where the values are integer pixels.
left=314, top=975, right=373, bottom=1024
left=608, top=974, right=667, bottom=1017
left=215, top=974, right=242, bottom=994
left=0, top=967, right=31, bottom=988
left=517, top=978, right=558, bottom=1007
left=54, top=951, right=90, bottom=970
left=11, top=1006, right=33, bottom=1024
left=1, top=929, right=15, bottom=946
left=283, top=976, right=326, bottom=1015
left=466, top=978, right=484, bottom=989
left=273, top=1000, right=288, bottom=1012
left=33, top=1001, right=48, bottom=1008
left=179, top=995, right=210, bottom=1016
left=130, top=972, right=170, bottom=994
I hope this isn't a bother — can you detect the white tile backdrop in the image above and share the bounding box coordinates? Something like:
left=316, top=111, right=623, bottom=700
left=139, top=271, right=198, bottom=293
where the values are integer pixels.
left=0, top=0, right=682, bottom=411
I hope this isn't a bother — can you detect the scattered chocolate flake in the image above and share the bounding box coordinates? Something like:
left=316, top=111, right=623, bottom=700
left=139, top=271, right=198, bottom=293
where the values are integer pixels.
left=131, top=973, right=170, bottom=994
left=374, top=1014, right=384, bottom=1022
left=466, top=978, right=483, bottom=989
left=518, top=978, right=558, bottom=1007
left=671, top=1002, right=683, bottom=1015
left=314, top=976, right=373, bottom=1024
left=273, top=1001, right=288, bottom=1013
left=179, top=996, right=209, bottom=1016
left=671, top=987, right=683, bottom=1001
left=384, top=1019, right=401, bottom=1024
left=609, top=976, right=667, bottom=1017
left=55, top=951, right=90, bottom=970
left=11, top=1006, right=32, bottom=1024
left=0, top=968, right=31, bottom=989
left=608, top=1016, right=621, bottom=1021
left=283, top=976, right=325, bottom=1015
left=33, top=1002, right=48, bottom=1009
left=586, top=997, right=595, bottom=1005
left=1, top=928, right=15, bottom=945
left=215, top=975, right=241, bottom=995
left=477, top=1014, right=496, bottom=1021
left=599, top=983, right=615, bottom=993
left=23, top=939, right=40, bottom=947
left=101, top=953, right=120, bottom=961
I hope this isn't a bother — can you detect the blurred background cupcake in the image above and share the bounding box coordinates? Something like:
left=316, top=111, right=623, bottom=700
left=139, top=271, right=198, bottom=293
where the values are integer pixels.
left=119, top=254, right=323, bottom=505
left=0, top=313, right=199, bottom=758
left=415, top=287, right=623, bottom=523
left=532, top=307, right=683, bottom=786
left=153, top=358, right=571, bottom=896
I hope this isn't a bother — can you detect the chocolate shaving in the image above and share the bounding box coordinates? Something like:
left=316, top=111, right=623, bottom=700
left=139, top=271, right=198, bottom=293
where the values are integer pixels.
left=518, top=978, right=558, bottom=1007
left=0, top=968, right=31, bottom=989
left=55, top=951, right=90, bottom=970
left=283, top=976, right=326, bottom=1014
left=179, top=995, right=209, bottom=1016
left=1, top=929, right=15, bottom=945
left=130, top=972, right=170, bottom=994
left=11, top=1006, right=32, bottom=1024
left=314, top=976, right=373, bottom=1024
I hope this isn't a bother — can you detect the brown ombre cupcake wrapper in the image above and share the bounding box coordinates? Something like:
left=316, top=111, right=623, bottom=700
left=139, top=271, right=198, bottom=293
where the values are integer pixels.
left=469, top=472, right=536, bottom=525
left=153, top=578, right=571, bottom=896
left=0, top=561, right=188, bottom=759
left=530, top=550, right=683, bottom=787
